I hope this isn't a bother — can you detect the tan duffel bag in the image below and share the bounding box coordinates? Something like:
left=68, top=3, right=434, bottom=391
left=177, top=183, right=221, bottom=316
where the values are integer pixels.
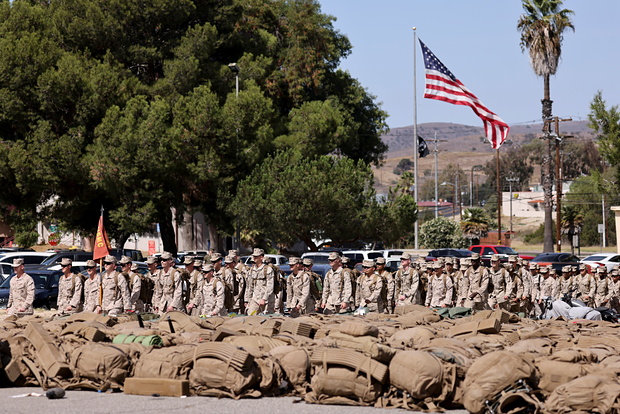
left=545, top=374, right=620, bottom=414
left=133, top=344, right=196, bottom=380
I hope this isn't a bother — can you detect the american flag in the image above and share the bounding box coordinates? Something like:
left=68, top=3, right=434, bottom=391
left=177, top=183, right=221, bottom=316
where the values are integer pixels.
left=419, top=39, right=509, bottom=149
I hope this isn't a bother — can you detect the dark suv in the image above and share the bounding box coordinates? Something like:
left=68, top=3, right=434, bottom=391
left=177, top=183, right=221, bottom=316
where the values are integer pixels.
left=425, top=248, right=473, bottom=262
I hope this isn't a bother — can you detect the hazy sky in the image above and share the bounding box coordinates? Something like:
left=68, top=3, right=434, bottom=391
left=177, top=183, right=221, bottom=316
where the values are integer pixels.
left=319, top=1, right=620, bottom=130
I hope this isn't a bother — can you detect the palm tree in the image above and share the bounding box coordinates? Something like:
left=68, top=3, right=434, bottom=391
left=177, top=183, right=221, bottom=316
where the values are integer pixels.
left=461, top=207, right=490, bottom=245
left=517, top=0, right=574, bottom=253
left=561, top=204, right=584, bottom=255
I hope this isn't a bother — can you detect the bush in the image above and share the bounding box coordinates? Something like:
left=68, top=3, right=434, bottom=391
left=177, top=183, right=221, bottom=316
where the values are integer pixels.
left=419, top=217, right=468, bottom=249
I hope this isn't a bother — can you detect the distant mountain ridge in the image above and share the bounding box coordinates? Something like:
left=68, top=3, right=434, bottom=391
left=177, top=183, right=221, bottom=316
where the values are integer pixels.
left=382, top=120, right=595, bottom=158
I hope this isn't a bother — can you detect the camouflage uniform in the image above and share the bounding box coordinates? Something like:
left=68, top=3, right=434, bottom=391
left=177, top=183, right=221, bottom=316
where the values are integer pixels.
left=538, top=272, right=556, bottom=301
left=83, top=274, right=102, bottom=313
left=287, top=270, right=314, bottom=314
left=607, top=272, right=620, bottom=313
left=101, top=270, right=130, bottom=315
left=463, top=261, right=490, bottom=310
left=321, top=266, right=353, bottom=314
left=245, top=257, right=275, bottom=315
left=395, top=266, right=421, bottom=306
left=594, top=269, right=610, bottom=308
left=453, top=263, right=469, bottom=307
left=574, top=269, right=596, bottom=306
left=57, top=273, right=84, bottom=314
left=487, top=263, right=513, bottom=310
left=7, top=273, right=35, bottom=316
left=128, top=270, right=144, bottom=312
left=154, top=267, right=184, bottom=312
left=425, top=269, right=454, bottom=308
left=191, top=275, right=226, bottom=316
left=356, top=269, right=384, bottom=313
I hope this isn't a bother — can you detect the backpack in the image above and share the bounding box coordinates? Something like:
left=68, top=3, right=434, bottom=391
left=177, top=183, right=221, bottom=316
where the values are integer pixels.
left=266, top=264, right=283, bottom=294
left=375, top=273, right=389, bottom=305
left=134, top=273, right=155, bottom=306
left=69, top=273, right=86, bottom=305
left=213, top=276, right=234, bottom=311
left=308, top=271, right=322, bottom=301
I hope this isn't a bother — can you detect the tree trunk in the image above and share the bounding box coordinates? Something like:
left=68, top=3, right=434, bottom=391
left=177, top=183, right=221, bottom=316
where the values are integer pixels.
left=159, top=208, right=177, bottom=255
left=542, top=74, right=555, bottom=253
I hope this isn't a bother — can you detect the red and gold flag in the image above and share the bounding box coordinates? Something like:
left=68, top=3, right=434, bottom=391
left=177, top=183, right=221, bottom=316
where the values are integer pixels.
left=93, top=215, right=111, bottom=260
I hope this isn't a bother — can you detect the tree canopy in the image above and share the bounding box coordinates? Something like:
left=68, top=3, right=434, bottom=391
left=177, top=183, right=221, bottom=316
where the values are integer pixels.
left=0, top=0, right=389, bottom=250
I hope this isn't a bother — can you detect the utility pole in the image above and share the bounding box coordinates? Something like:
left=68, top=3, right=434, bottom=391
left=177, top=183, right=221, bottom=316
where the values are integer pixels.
left=429, top=134, right=447, bottom=218
left=506, top=175, right=519, bottom=235
left=552, top=116, right=572, bottom=252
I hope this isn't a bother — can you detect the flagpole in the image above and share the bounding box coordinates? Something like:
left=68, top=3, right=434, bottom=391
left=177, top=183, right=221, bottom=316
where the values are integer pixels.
left=412, top=27, right=419, bottom=250
left=496, top=149, right=502, bottom=245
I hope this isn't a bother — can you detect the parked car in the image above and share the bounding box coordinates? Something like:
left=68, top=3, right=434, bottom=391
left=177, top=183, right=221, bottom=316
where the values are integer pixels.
left=241, top=254, right=288, bottom=267
left=300, top=252, right=331, bottom=265
left=425, top=248, right=473, bottom=262
left=342, top=250, right=384, bottom=267
left=0, top=269, right=62, bottom=310
left=580, top=253, right=620, bottom=272
left=530, top=253, right=581, bottom=273
left=32, top=250, right=94, bottom=268
left=0, top=251, right=55, bottom=265
left=381, top=249, right=405, bottom=259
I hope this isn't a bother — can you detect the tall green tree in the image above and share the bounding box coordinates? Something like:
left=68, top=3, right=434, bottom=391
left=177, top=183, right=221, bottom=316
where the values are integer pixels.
left=517, top=0, right=574, bottom=253
left=0, top=0, right=389, bottom=251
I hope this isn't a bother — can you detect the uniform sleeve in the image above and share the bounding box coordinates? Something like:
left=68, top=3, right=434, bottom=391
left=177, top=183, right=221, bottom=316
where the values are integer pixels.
left=299, top=273, right=310, bottom=307
left=70, top=275, right=83, bottom=308
left=244, top=271, right=254, bottom=303
left=342, top=270, right=352, bottom=304
left=214, top=280, right=225, bottom=314
left=321, top=271, right=331, bottom=305
left=368, top=275, right=382, bottom=303
left=477, top=268, right=490, bottom=297
left=504, top=270, right=514, bottom=297
left=25, top=276, right=35, bottom=307
left=263, top=266, right=274, bottom=302
left=444, top=276, right=454, bottom=306
left=173, top=270, right=183, bottom=308
left=130, top=274, right=141, bottom=305
left=424, top=276, right=432, bottom=307
left=118, top=274, right=131, bottom=310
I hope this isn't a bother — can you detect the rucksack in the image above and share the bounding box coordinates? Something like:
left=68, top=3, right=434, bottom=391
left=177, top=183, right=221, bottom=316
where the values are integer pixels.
left=213, top=276, right=234, bottom=312
left=308, top=271, right=322, bottom=301
left=69, top=273, right=86, bottom=305
left=265, top=264, right=283, bottom=294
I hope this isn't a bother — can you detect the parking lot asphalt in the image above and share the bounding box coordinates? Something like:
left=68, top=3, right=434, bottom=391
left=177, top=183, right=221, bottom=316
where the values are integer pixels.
left=1, top=387, right=469, bottom=414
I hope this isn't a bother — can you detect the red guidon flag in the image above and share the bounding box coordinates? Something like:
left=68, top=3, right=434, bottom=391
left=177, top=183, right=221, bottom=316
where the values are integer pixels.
left=93, top=215, right=111, bottom=260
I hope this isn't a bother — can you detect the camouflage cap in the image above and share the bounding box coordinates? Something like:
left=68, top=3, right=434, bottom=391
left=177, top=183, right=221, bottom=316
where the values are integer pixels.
left=60, top=257, right=73, bottom=266
left=224, top=256, right=234, bottom=264
left=210, top=253, right=222, bottom=262
left=251, top=248, right=264, bottom=257
left=264, top=256, right=272, bottom=263
left=85, top=259, right=96, bottom=267
left=10, top=258, right=24, bottom=267
left=612, top=270, right=620, bottom=277
left=202, top=263, right=214, bottom=272
left=160, top=251, right=173, bottom=261
left=444, top=257, right=454, bottom=265
left=361, top=259, right=375, bottom=267
left=432, top=262, right=443, bottom=269
left=529, top=263, right=539, bottom=270
left=508, top=255, right=518, bottom=262
left=228, top=249, right=238, bottom=257
left=539, top=266, right=548, bottom=273
left=327, top=252, right=340, bottom=261
left=146, top=256, right=158, bottom=265
left=549, top=269, right=556, bottom=275
left=597, top=266, right=607, bottom=274
left=376, top=257, right=386, bottom=265
left=490, top=254, right=500, bottom=262
left=193, top=259, right=204, bottom=267
left=400, top=252, right=412, bottom=260
left=183, top=256, right=194, bottom=265
left=302, top=258, right=313, bottom=266
left=288, top=257, right=301, bottom=265
left=579, top=263, right=586, bottom=270
left=103, top=255, right=117, bottom=264
left=130, top=263, right=139, bottom=271
left=471, top=253, right=480, bottom=260
left=119, top=255, right=132, bottom=265
left=341, top=256, right=350, bottom=264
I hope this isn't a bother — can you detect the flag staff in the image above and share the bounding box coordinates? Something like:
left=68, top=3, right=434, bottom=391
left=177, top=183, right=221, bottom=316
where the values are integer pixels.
left=412, top=27, right=419, bottom=250
left=496, top=150, right=502, bottom=245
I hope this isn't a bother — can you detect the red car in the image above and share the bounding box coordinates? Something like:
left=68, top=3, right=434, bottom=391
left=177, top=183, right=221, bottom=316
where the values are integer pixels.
left=469, top=245, right=535, bottom=262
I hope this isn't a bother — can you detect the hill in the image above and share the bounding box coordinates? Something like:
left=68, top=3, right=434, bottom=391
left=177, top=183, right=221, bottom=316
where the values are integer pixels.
left=373, top=120, right=596, bottom=194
